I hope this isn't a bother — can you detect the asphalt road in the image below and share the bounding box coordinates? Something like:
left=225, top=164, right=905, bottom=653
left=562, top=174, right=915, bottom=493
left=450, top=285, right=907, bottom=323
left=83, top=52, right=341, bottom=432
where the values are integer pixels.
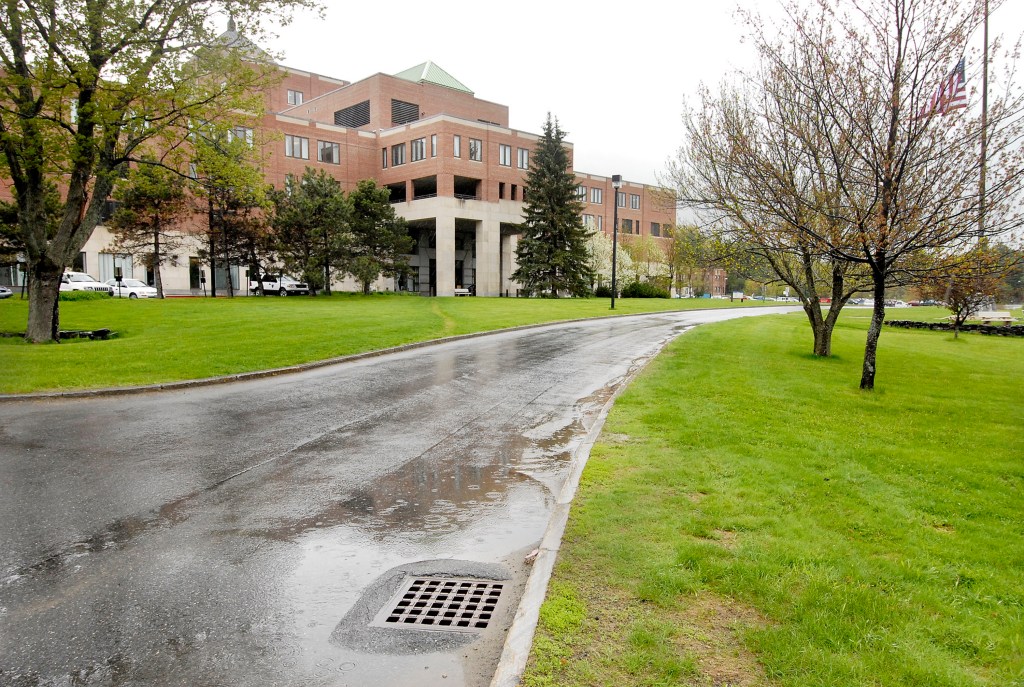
left=0, top=307, right=793, bottom=687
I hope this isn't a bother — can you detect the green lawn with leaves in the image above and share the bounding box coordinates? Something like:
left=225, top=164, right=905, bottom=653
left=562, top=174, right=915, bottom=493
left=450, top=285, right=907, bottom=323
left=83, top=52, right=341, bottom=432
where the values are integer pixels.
left=524, top=313, right=1023, bottom=687
left=0, top=293, right=757, bottom=394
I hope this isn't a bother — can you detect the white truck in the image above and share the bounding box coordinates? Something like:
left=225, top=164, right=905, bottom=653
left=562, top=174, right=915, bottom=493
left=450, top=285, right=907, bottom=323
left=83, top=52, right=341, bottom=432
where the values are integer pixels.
left=60, top=271, right=114, bottom=295
left=249, top=274, right=310, bottom=296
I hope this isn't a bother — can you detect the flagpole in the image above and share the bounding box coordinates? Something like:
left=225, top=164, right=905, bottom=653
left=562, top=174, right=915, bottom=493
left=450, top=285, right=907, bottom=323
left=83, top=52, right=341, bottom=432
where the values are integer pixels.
left=979, top=0, right=989, bottom=238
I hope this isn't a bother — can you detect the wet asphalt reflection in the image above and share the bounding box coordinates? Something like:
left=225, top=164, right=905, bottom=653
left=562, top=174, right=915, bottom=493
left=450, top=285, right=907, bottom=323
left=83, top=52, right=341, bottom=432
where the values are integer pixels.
left=0, top=307, right=792, bottom=686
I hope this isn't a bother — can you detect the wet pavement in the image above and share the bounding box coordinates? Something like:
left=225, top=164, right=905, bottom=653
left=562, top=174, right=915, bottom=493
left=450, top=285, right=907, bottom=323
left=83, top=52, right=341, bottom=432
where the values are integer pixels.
left=0, top=307, right=793, bottom=686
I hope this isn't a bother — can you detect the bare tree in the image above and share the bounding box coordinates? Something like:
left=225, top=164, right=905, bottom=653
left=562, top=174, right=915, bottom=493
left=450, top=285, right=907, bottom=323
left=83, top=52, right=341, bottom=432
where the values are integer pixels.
left=670, top=0, right=1024, bottom=388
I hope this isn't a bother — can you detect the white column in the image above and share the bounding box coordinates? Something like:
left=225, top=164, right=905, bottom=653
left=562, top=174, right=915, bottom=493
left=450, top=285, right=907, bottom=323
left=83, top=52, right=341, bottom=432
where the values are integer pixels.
left=436, top=215, right=455, bottom=297
left=475, top=220, right=501, bottom=297
left=500, top=232, right=514, bottom=296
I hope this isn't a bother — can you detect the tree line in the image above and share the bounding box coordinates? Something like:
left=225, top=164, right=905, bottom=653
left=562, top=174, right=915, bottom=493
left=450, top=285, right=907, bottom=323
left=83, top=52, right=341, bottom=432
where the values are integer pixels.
left=109, top=155, right=411, bottom=298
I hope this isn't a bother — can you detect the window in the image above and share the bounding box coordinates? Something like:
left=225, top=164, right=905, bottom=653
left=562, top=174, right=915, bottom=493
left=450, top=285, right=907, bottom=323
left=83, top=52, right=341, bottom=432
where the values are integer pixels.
left=228, top=126, right=253, bottom=146
left=189, top=257, right=202, bottom=289
left=285, top=135, right=309, bottom=159
left=591, top=187, right=603, bottom=204
left=651, top=222, right=661, bottom=237
left=583, top=214, right=595, bottom=227
left=518, top=147, right=530, bottom=169
left=318, top=141, right=340, bottom=164
left=392, top=142, right=406, bottom=166
left=431, top=134, right=437, bottom=157
left=511, top=184, right=518, bottom=201
left=287, top=89, right=304, bottom=106
left=575, top=184, right=587, bottom=200
left=616, top=191, right=626, bottom=208
left=381, top=147, right=388, bottom=169
left=99, top=253, right=133, bottom=282
left=499, top=182, right=506, bottom=199
left=621, top=218, right=633, bottom=234
left=469, top=138, right=482, bottom=161
left=499, top=144, right=512, bottom=166
left=411, top=137, right=426, bottom=162
left=453, top=135, right=461, bottom=158
left=596, top=215, right=603, bottom=231
left=630, top=193, right=641, bottom=210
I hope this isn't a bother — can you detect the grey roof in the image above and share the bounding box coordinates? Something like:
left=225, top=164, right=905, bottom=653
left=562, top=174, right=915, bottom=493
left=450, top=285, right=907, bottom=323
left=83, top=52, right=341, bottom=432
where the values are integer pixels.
left=213, top=17, right=275, bottom=63
left=393, top=61, right=473, bottom=94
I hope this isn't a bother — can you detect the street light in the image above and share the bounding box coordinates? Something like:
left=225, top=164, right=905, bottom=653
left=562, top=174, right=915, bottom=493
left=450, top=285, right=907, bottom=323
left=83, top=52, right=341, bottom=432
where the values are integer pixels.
left=610, top=174, right=622, bottom=310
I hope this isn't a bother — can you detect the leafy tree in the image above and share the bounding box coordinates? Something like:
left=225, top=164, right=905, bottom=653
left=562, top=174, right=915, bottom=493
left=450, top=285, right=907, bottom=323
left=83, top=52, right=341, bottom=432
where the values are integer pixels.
left=0, top=1, right=312, bottom=341
left=586, top=229, right=631, bottom=293
left=919, top=246, right=1014, bottom=337
left=513, top=114, right=593, bottom=297
left=109, top=160, right=189, bottom=298
left=346, top=179, right=413, bottom=295
left=621, top=234, right=668, bottom=285
left=191, top=129, right=269, bottom=297
left=270, top=167, right=351, bottom=294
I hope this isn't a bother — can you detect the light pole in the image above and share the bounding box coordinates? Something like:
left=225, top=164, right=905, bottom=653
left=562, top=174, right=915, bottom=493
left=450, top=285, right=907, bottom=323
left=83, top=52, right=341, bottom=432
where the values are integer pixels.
left=610, top=174, right=622, bottom=310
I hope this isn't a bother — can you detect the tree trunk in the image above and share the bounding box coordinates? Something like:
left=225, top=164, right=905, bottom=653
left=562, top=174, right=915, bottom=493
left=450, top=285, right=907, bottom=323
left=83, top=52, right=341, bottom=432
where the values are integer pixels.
left=362, top=279, right=371, bottom=295
left=153, top=230, right=164, bottom=299
left=859, top=275, right=887, bottom=391
left=25, top=260, right=62, bottom=343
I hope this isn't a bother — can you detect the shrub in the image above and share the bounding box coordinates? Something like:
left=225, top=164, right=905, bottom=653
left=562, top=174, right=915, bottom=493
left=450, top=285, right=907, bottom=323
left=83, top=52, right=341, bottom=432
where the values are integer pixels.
left=59, top=291, right=111, bottom=302
left=621, top=281, right=670, bottom=298
left=593, top=284, right=615, bottom=298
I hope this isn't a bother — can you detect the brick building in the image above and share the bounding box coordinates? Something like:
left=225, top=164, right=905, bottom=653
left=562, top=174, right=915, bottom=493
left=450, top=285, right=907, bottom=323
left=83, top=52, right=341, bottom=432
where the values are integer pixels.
left=3, top=26, right=677, bottom=296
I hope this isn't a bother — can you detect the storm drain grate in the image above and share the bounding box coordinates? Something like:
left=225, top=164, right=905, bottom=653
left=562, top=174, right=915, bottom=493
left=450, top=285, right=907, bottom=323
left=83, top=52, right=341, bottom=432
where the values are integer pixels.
left=373, top=577, right=504, bottom=633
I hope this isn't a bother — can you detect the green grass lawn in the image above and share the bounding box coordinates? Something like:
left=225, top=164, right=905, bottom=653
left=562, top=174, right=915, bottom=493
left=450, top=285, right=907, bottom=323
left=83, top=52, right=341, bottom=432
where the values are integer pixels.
left=524, top=313, right=1024, bottom=687
left=0, top=293, right=758, bottom=394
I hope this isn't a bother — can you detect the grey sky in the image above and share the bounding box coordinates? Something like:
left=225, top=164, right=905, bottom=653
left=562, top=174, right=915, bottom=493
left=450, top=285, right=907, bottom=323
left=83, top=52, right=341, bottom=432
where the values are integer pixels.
left=267, top=1, right=1023, bottom=186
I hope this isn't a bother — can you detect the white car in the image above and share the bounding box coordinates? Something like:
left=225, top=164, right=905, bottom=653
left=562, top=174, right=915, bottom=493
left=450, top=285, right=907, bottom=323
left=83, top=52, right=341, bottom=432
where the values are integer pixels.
left=60, top=271, right=113, bottom=295
left=250, top=274, right=310, bottom=296
left=0, top=285, right=12, bottom=299
left=105, top=278, right=158, bottom=299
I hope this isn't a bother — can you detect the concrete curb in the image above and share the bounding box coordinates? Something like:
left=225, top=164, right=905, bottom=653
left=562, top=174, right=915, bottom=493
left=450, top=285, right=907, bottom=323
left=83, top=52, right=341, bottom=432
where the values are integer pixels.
left=488, top=325, right=691, bottom=687
left=0, top=310, right=698, bottom=403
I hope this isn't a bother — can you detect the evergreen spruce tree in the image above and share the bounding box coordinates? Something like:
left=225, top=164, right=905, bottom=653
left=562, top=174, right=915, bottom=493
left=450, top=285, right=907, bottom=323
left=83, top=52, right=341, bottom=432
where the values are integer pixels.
left=513, top=114, right=593, bottom=297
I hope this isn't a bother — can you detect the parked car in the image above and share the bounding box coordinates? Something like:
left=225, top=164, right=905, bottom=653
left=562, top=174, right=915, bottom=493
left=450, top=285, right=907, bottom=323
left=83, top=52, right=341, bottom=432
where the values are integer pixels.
left=105, top=278, right=158, bottom=299
left=60, top=271, right=113, bottom=295
left=0, top=285, right=12, bottom=299
left=250, top=274, right=310, bottom=296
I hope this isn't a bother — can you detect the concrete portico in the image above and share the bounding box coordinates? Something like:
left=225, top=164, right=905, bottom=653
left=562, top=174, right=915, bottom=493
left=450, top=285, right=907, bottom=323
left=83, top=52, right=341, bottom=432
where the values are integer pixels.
left=398, top=196, right=522, bottom=297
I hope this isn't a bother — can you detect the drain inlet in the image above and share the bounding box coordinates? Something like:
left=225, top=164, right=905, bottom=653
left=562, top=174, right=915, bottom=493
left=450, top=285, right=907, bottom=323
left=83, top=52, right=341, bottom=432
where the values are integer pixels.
left=372, top=577, right=504, bottom=634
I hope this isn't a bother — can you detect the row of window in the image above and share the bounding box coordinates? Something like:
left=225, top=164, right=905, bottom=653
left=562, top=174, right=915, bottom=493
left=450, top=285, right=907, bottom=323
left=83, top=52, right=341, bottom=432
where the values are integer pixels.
left=575, top=185, right=643, bottom=210
left=582, top=216, right=664, bottom=237
left=284, top=135, right=341, bottom=164
left=381, top=135, right=531, bottom=169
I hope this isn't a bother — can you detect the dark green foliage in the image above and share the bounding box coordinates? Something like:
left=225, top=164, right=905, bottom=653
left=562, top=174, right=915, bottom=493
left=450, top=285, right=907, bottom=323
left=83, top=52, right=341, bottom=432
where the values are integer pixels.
left=109, top=160, right=189, bottom=298
left=270, top=168, right=351, bottom=294
left=513, top=114, right=593, bottom=298
left=58, top=291, right=110, bottom=301
left=621, top=282, right=670, bottom=298
left=594, top=284, right=615, bottom=298
left=346, top=179, right=413, bottom=295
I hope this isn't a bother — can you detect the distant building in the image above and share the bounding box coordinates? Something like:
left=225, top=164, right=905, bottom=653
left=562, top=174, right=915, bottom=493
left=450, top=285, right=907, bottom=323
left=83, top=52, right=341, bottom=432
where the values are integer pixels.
left=3, top=26, right=677, bottom=295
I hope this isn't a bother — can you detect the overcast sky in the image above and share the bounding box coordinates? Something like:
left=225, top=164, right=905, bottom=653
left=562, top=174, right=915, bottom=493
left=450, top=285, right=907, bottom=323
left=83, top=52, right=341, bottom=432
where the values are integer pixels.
left=267, top=1, right=1024, bottom=186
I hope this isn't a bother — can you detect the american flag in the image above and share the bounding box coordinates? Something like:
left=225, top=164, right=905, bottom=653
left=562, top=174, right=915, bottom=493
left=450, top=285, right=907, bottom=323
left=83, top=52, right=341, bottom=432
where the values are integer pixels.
left=917, top=58, right=968, bottom=118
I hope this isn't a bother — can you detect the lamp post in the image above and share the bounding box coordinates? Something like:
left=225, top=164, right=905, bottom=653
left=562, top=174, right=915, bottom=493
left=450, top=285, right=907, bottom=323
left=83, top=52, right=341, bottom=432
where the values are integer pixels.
left=610, top=174, right=622, bottom=310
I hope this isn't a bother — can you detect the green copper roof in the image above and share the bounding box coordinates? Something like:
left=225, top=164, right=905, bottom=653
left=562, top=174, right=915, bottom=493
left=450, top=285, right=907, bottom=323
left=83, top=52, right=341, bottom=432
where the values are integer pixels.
left=394, top=62, right=473, bottom=94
